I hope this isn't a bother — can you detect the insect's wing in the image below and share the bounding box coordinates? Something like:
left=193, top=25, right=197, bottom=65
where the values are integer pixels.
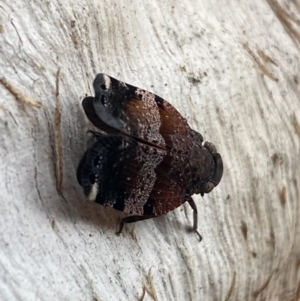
left=76, top=135, right=129, bottom=203
left=81, top=96, right=120, bottom=135
left=82, top=74, right=195, bottom=149
left=77, top=134, right=165, bottom=214
left=145, top=159, right=191, bottom=216
left=77, top=134, right=190, bottom=216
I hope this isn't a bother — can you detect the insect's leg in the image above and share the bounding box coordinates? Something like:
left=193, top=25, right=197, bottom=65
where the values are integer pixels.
left=116, top=215, right=155, bottom=235
left=187, top=197, right=202, bottom=241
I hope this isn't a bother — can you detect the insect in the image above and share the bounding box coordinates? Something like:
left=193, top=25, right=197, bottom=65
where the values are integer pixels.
left=77, top=74, right=223, bottom=240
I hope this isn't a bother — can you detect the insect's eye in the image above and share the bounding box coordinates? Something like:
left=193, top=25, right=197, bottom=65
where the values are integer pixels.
left=100, top=84, right=107, bottom=90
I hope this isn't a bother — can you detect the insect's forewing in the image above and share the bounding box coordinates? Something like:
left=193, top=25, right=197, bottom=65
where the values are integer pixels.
left=77, top=132, right=192, bottom=216
left=81, top=96, right=120, bottom=135
left=82, top=74, right=196, bottom=150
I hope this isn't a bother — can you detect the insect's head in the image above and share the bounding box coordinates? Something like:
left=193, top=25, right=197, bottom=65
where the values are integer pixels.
left=189, top=139, right=223, bottom=196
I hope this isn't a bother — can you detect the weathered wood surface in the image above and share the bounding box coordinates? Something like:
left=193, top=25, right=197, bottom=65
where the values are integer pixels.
left=0, top=1, right=299, bottom=300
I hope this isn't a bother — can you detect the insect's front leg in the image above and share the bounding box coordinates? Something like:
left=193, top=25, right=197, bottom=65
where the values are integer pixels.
left=187, top=196, right=202, bottom=241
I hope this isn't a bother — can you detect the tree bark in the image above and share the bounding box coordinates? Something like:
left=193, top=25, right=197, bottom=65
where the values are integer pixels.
left=0, top=1, right=299, bottom=300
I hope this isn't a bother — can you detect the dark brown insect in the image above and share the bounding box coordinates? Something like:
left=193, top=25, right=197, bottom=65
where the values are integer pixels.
left=77, top=74, right=223, bottom=240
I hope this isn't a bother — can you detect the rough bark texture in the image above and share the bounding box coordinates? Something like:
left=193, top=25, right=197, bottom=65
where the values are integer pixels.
left=0, top=1, right=299, bottom=300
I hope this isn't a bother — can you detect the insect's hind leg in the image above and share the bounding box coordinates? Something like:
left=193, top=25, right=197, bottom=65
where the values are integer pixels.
left=187, top=196, right=202, bottom=241
left=116, top=215, right=155, bottom=235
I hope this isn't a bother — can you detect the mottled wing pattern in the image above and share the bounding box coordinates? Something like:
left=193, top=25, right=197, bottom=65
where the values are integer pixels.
left=146, top=159, right=191, bottom=216
left=155, top=100, right=203, bottom=194
left=77, top=133, right=189, bottom=216
left=78, top=74, right=200, bottom=216
left=77, top=74, right=223, bottom=238
left=85, top=74, right=166, bottom=148
left=83, top=74, right=201, bottom=147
